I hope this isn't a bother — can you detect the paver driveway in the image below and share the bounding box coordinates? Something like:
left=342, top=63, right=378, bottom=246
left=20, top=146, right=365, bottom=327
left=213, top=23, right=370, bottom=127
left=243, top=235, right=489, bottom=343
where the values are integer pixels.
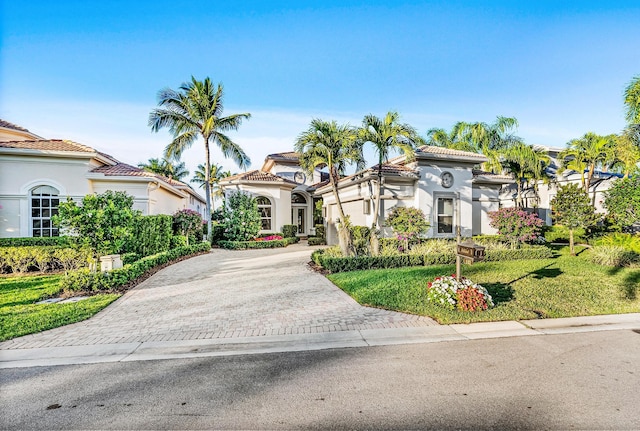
left=0, top=244, right=436, bottom=350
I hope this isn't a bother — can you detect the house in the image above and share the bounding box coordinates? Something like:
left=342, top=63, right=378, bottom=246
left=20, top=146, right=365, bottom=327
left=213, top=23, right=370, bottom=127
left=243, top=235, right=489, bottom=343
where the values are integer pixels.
left=220, top=147, right=513, bottom=244
left=0, top=120, right=206, bottom=238
left=499, top=146, right=622, bottom=225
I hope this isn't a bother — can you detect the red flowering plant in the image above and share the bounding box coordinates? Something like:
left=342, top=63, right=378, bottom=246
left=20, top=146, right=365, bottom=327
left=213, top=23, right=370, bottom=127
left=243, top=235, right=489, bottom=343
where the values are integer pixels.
left=426, top=275, right=494, bottom=311
left=254, top=235, right=283, bottom=242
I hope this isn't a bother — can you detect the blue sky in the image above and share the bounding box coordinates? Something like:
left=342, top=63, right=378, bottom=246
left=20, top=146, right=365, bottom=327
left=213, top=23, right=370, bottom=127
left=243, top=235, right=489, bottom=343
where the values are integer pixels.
left=2, top=1, right=639, bottom=178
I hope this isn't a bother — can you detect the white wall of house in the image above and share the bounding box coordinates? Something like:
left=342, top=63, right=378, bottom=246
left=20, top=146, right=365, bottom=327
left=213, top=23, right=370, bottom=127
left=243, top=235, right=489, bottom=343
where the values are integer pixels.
left=472, top=185, right=500, bottom=235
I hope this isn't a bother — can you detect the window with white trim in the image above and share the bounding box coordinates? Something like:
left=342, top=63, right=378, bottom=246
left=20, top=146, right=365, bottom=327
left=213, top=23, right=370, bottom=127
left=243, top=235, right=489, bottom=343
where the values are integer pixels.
left=256, top=196, right=272, bottom=230
left=436, top=197, right=454, bottom=234
left=31, top=185, right=60, bottom=237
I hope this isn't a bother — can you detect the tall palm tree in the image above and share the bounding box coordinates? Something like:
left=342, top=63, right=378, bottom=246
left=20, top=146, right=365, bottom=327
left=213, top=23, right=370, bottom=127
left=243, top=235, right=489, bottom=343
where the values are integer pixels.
left=559, top=132, right=616, bottom=206
left=624, top=75, right=640, bottom=125
left=611, top=130, right=640, bottom=178
left=295, top=119, right=364, bottom=256
left=359, top=112, right=422, bottom=239
left=502, top=143, right=550, bottom=208
left=191, top=163, right=231, bottom=209
left=137, top=157, right=190, bottom=181
left=149, top=77, right=251, bottom=240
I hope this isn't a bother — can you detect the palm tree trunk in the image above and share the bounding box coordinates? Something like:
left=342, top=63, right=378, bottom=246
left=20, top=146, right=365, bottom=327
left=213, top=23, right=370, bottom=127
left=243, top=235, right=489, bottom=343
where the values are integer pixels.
left=587, top=164, right=596, bottom=207
left=516, top=178, right=523, bottom=209
left=330, top=168, right=352, bottom=257
left=204, top=138, right=212, bottom=242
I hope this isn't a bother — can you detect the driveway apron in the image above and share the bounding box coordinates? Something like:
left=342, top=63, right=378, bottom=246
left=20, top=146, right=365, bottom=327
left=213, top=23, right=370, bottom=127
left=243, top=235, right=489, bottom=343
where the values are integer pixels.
left=0, top=244, right=436, bottom=350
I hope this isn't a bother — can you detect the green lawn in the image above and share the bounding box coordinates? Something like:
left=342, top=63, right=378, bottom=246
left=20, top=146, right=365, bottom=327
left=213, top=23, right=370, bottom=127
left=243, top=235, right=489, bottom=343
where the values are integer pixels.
left=327, top=246, right=640, bottom=324
left=0, top=274, right=120, bottom=341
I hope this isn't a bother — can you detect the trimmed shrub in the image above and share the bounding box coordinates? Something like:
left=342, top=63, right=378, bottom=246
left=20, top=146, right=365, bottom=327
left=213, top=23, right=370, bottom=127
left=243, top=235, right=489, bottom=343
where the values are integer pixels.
left=0, top=237, right=76, bottom=247
left=60, top=242, right=211, bottom=293
left=127, top=214, right=173, bottom=256
left=282, top=225, right=298, bottom=238
left=173, top=209, right=204, bottom=246
left=308, top=237, right=326, bottom=246
left=315, top=224, right=325, bottom=239
left=217, top=237, right=299, bottom=250
left=0, top=246, right=86, bottom=274
left=488, top=207, right=544, bottom=248
left=211, top=223, right=225, bottom=244
left=121, top=252, right=141, bottom=265
left=170, top=235, right=188, bottom=248
left=223, top=192, right=261, bottom=241
left=311, top=246, right=554, bottom=273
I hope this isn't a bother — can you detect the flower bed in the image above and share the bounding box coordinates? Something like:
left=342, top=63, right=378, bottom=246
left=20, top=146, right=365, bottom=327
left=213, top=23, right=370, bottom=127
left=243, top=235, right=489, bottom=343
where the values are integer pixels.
left=426, top=275, right=493, bottom=311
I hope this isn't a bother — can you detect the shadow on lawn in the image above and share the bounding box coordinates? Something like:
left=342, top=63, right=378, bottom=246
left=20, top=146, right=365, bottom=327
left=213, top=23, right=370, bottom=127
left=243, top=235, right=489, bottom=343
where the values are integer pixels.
left=605, top=266, right=640, bottom=300
left=507, top=262, right=563, bottom=285
left=483, top=283, right=514, bottom=305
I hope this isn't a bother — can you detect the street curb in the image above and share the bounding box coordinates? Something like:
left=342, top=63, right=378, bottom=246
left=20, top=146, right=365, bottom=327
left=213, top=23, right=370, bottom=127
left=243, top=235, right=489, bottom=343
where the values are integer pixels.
left=1, top=313, right=638, bottom=369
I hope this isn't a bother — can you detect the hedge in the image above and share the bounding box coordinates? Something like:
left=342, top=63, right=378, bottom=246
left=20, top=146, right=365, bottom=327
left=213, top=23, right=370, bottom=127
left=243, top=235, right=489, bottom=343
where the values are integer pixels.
left=126, top=215, right=173, bottom=257
left=0, top=246, right=87, bottom=274
left=60, top=242, right=211, bottom=293
left=311, top=246, right=554, bottom=273
left=0, top=237, right=76, bottom=247
left=217, top=237, right=299, bottom=250
left=282, top=225, right=298, bottom=238
left=308, top=237, right=326, bottom=246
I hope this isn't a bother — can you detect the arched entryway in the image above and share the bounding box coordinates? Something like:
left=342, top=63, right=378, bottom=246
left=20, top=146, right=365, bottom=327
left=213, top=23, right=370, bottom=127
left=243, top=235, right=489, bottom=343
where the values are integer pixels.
left=291, top=192, right=308, bottom=236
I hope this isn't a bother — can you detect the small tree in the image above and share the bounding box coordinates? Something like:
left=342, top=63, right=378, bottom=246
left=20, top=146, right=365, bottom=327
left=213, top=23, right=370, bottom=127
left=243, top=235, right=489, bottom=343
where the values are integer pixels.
left=386, top=206, right=430, bottom=251
left=223, top=191, right=261, bottom=241
left=488, top=207, right=544, bottom=249
left=551, top=183, right=598, bottom=255
left=53, top=191, right=137, bottom=267
left=173, top=209, right=204, bottom=246
left=604, top=175, right=640, bottom=231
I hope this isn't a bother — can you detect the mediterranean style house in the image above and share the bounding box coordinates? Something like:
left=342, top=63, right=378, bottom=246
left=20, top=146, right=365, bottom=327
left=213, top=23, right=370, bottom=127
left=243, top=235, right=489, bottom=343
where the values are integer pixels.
left=220, top=147, right=514, bottom=245
left=0, top=120, right=206, bottom=238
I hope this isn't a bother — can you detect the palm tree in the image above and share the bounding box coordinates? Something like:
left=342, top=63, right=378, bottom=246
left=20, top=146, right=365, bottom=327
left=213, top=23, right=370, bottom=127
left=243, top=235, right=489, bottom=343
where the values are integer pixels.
left=502, top=143, right=550, bottom=208
left=137, top=157, right=190, bottom=181
left=624, top=75, right=640, bottom=125
left=149, top=77, right=251, bottom=240
left=191, top=163, right=231, bottom=209
left=611, top=130, right=640, bottom=178
left=295, top=119, right=364, bottom=256
left=559, top=132, right=615, bottom=206
left=359, top=112, right=422, bottom=254
left=426, top=121, right=476, bottom=153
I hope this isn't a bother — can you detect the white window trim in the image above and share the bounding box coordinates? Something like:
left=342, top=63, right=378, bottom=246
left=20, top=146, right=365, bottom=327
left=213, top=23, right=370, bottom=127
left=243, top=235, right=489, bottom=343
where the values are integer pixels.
left=433, top=192, right=457, bottom=238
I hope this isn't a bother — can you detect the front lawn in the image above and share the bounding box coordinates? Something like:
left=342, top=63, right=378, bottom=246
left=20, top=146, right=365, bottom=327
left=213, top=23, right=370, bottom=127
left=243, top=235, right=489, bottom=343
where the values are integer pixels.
left=327, top=246, right=640, bottom=324
left=0, top=274, right=119, bottom=341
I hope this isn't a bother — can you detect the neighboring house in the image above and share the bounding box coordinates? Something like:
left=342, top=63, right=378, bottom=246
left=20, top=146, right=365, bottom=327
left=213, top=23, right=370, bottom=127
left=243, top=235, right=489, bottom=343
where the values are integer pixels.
left=0, top=120, right=206, bottom=238
left=221, top=147, right=513, bottom=244
left=219, top=152, right=326, bottom=236
left=499, top=146, right=621, bottom=225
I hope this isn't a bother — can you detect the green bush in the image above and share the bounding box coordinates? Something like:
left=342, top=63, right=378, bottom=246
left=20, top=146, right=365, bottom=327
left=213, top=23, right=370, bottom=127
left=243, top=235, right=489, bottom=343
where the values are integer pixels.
left=308, top=237, right=326, bottom=246
left=127, top=214, right=173, bottom=256
left=170, top=235, right=188, bottom=248
left=282, top=225, right=298, bottom=238
left=350, top=225, right=373, bottom=256
left=173, top=209, right=204, bottom=246
left=0, top=237, right=76, bottom=247
left=223, top=192, right=261, bottom=241
left=0, top=246, right=87, bottom=274
left=121, top=252, right=141, bottom=265
left=217, top=237, right=299, bottom=250
left=590, top=245, right=639, bottom=267
left=591, top=233, right=640, bottom=253
left=311, top=246, right=554, bottom=273
left=314, top=224, right=325, bottom=239
left=60, top=242, right=211, bottom=292
left=211, top=223, right=225, bottom=244
left=544, top=225, right=586, bottom=244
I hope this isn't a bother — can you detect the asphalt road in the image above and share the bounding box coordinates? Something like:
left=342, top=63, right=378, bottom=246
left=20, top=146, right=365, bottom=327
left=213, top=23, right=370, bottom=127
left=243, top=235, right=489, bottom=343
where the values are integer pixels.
left=2, top=330, right=639, bottom=430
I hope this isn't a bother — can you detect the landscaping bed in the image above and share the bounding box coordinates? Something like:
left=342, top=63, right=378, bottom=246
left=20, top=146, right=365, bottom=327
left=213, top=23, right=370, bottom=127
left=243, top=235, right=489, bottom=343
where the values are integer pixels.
left=326, top=246, right=640, bottom=324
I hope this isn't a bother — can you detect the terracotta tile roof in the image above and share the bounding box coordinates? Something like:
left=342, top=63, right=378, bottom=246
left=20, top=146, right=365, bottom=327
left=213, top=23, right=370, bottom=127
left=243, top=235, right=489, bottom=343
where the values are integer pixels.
left=91, top=162, right=158, bottom=177
left=472, top=169, right=514, bottom=182
left=0, top=119, right=30, bottom=132
left=221, top=170, right=298, bottom=184
left=266, top=151, right=300, bottom=161
left=371, top=163, right=418, bottom=175
left=416, top=145, right=487, bottom=160
left=0, top=139, right=95, bottom=153
left=309, top=179, right=330, bottom=189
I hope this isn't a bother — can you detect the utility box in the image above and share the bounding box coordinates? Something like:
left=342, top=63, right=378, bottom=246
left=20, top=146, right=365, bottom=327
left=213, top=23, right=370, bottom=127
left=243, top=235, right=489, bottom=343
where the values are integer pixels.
left=100, top=254, right=123, bottom=272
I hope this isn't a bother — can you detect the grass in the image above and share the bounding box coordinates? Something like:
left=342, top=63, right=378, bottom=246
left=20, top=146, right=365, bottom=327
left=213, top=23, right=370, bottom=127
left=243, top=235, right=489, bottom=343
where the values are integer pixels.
left=327, top=246, right=640, bottom=324
left=0, top=274, right=120, bottom=341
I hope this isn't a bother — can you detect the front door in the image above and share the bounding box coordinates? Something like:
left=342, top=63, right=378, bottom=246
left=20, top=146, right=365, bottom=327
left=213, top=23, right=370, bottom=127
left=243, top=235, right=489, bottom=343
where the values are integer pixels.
left=292, top=207, right=306, bottom=235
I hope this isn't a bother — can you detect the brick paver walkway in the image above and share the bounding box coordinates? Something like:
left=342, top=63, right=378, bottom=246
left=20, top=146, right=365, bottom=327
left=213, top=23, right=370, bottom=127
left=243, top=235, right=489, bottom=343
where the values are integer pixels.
left=0, top=243, right=436, bottom=350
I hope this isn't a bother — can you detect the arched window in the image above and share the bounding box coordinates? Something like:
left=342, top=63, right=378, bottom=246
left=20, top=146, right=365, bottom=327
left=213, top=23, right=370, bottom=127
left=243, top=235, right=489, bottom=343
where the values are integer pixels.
left=291, top=193, right=307, bottom=204
left=256, top=196, right=272, bottom=230
left=31, top=185, right=60, bottom=237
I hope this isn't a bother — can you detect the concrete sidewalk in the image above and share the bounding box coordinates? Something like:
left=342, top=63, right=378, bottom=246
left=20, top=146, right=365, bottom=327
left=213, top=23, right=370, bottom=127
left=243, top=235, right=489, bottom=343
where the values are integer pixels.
left=1, top=243, right=638, bottom=368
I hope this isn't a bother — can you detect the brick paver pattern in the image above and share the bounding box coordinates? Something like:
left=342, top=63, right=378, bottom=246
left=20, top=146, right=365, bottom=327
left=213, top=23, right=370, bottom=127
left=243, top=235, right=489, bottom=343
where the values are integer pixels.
left=0, top=244, right=436, bottom=350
